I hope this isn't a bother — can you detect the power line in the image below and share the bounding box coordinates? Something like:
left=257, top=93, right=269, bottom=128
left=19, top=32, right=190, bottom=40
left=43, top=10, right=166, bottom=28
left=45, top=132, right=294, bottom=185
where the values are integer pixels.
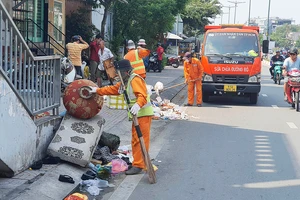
left=228, top=1, right=246, bottom=24
left=222, top=5, right=234, bottom=24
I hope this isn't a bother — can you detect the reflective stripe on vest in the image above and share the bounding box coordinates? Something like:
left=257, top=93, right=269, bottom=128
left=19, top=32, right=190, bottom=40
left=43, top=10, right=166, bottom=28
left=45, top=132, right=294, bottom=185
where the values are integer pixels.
left=126, top=73, right=153, bottom=120
left=124, top=50, right=146, bottom=75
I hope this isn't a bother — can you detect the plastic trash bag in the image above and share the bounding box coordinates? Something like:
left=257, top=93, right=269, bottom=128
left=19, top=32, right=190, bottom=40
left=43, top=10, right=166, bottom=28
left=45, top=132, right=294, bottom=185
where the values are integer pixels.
left=111, top=159, right=128, bottom=174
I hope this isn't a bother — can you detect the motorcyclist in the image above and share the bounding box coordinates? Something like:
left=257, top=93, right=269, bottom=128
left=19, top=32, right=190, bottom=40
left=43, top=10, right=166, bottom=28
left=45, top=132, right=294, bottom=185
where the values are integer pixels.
left=270, top=50, right=284, bottom=79
left=283, top=48, right=300, bottom=102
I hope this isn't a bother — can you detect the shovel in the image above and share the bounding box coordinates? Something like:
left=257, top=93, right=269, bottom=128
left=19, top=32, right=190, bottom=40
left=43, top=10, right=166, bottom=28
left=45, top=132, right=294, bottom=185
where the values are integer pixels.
left=117, top=70, right=157, bottom=184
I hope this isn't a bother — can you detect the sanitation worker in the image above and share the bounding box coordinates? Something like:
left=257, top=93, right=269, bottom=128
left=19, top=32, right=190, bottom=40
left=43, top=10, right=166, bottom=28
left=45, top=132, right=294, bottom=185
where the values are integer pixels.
left=124, top=40, right=150, bottom=79
left=89, top=59, right=154, bottom=175
left=183, top=52, right=204, bottom=107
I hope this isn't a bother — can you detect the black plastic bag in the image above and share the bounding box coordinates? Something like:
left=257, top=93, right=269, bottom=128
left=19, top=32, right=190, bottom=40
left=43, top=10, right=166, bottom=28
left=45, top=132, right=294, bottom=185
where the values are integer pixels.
left=98, top=132, right=120, bottom=152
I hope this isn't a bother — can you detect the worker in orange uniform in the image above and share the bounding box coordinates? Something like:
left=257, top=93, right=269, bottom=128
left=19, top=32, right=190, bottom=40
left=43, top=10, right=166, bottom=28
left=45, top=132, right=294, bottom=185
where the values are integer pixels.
left=183, top=52, right=204, bottom=107
left=124, top=40, right=150, bottom=79
left=89, top=59, right=154, bottom=175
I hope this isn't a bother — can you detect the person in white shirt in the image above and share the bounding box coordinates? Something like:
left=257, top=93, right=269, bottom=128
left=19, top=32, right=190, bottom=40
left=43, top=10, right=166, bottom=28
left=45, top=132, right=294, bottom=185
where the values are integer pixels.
left=97, top=40, right=114, bottom=87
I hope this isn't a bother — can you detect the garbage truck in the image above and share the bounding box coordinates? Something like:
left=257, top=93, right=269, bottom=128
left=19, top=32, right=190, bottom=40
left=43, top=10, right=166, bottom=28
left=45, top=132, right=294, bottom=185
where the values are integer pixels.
left=201, top=24, right=264, bottom=104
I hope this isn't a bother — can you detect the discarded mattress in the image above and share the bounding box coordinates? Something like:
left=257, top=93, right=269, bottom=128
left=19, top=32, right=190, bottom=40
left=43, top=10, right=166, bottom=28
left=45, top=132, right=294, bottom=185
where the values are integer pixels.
left=47, top=113, right=105, bottom=167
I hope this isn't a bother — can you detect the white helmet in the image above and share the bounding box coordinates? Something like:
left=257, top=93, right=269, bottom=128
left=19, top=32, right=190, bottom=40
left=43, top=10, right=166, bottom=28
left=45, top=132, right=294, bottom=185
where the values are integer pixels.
left=127, top=40, right=135, bottom=49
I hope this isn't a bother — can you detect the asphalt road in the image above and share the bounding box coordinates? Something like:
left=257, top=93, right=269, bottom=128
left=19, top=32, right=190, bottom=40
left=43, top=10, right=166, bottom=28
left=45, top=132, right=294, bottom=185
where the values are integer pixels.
left=109, top=62, right=300, bottom=200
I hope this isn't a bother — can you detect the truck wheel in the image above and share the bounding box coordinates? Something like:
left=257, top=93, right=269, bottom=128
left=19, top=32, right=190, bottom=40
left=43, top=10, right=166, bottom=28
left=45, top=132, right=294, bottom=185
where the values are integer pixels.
left=250, top=93, right=258, bottom=104
left=203, top=92, right=209, bottom=103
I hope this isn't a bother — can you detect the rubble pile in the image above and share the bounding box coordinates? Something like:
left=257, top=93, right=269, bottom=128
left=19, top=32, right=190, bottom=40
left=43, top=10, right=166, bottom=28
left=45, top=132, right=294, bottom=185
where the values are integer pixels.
left=151, top=99, right=188, bottom=120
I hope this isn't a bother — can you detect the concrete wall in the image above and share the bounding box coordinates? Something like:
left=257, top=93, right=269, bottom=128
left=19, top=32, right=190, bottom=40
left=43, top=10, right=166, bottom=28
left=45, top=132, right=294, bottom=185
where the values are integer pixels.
left=1, top=0, right=12, bottom=16
left=0, top=74, right=37, bottom=177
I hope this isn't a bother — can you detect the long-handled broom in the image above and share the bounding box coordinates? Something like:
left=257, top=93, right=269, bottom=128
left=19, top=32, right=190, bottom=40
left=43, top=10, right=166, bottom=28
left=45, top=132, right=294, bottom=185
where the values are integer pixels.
left=117, top=70, right=157, bottom=184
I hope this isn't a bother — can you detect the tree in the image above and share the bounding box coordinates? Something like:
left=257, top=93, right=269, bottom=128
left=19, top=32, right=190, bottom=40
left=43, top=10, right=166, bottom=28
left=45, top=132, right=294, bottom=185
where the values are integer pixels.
left=66, top=7, right=99, bottom=43
left=111, top=0, right=188, bottom=55
left=86, top=0, right=128, bottom=39
left=270, top=24, right=300, bottom=49
left=181, top=0, right=221, bottom=36
left=295, top=38, right=300, bottom=48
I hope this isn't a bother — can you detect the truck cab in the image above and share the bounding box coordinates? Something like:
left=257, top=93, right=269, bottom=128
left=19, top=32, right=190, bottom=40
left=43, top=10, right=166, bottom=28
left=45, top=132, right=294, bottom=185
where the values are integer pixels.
left=201, top=24, right=262, bottom=104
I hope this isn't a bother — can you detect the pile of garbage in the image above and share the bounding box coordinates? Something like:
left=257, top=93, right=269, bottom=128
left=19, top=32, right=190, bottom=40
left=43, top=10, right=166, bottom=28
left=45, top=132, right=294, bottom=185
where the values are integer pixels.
left=151, top=99, right=188, bottom=120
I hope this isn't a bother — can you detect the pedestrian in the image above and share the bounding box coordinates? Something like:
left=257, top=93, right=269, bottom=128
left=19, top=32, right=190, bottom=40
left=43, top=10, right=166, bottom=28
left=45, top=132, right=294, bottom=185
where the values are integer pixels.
left=124, top=40, right=150, bottom=79
left=156, top=43, right=164, bottom=72
left=66, top=35, right=89, bottom=77
left=183, top=52, right=204, bottom=107
left=89, top=34, right=102, bottom=82
left=137, top=39, right=150, bottom=70
left=89, top=59, right=154, bottom=175
left=97, top=40, right=114, bottom=87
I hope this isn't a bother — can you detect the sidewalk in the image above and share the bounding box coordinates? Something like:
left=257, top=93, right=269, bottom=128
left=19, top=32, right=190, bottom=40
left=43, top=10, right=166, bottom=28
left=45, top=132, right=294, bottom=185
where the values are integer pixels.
left=0, top=76, right=186, bottom=200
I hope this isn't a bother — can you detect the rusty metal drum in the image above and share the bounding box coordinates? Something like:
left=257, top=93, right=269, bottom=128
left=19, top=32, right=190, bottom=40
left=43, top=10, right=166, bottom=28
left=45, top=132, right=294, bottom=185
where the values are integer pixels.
left=63, top=79, right=104, bottom=119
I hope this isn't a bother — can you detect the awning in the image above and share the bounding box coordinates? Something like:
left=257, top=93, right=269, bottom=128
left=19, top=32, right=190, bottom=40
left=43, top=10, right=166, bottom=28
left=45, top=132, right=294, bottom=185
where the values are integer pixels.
left=165, top=32, right=183, bottom=40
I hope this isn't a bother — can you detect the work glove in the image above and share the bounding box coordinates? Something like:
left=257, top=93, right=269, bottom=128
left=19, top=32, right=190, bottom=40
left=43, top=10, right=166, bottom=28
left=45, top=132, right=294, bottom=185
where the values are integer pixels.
left=88, top=86, right=98, bottom=94
left=130, top=103, right=140, bottom=115
left=118, top=85, right=124, bottom=94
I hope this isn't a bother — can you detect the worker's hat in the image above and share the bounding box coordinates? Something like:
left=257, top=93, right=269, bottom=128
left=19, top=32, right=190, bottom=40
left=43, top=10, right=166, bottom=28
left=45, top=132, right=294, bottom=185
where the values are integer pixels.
left=127, top=40, right=136, bottom=49
left=138, top=39, right=146, bottom=46
left=114, top=59, right=133, bottom=72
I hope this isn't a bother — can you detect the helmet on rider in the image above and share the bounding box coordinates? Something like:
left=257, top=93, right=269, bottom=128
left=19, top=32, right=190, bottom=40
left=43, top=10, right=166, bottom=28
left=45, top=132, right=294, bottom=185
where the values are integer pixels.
left=290, top=48, right=298, bottom=55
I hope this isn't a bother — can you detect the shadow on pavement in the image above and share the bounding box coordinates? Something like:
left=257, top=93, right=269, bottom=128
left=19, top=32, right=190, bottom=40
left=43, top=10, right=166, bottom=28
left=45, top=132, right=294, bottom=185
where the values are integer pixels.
left=129, top=120, right=300, bottom=200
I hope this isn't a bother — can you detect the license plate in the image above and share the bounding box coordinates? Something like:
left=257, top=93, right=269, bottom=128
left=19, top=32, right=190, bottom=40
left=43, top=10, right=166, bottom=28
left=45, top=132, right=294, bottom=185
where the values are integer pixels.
left=224, top=85, right=237, bottom=92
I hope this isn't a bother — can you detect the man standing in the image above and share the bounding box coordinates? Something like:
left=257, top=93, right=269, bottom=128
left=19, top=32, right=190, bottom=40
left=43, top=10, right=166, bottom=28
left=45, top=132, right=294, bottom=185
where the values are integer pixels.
left=89, top=59, right=154, bottom=175
left=283, top=48, right=300, bottom=102
left=89, top=34, right=102, bottom=82
left=97, top=40, right=114, bottom=87
left=66, top=35, right=89, bottom=77
left=270, top=50, right=285, bottom=79
left=183, top=52, right=204, bottom=107
left=137, top=39, right=150, bottom=70
left=124, top=40, right=150, bottom=79
left=156, top=43, right=164, bottom=72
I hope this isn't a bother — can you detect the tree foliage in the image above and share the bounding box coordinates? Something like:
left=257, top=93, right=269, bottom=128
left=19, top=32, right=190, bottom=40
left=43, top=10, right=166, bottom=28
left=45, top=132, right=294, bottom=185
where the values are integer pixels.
left=181, top=0, right=221, bottom=36
left=111, top=0, right=188, bottom=54
left=270, top=24, right=300, bottom=49
left=66, top=7, right=99, bottom=43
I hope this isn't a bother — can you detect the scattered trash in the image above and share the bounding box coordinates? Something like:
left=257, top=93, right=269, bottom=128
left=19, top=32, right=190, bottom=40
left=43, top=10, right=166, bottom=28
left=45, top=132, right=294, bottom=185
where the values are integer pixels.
left=64, top=193, right=88, bottom=200
left=151, top=99, right=188, bottom=120
left=86, top=185, right=101, bottom=196
left=98, top=132, right=120, bottom=152
left=58, top=175, right=75, bottom=184
left=80, top=178, right=115, bottom=196
left=93, top=146, right=119, bottom=164
left=111, top=159, right=128, bottom=174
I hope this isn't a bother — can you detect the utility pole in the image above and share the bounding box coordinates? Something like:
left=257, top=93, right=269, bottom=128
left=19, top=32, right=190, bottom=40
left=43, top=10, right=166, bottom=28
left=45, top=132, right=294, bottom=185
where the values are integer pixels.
left=267, top=0, right=271, bottom=41
left=228, top=1, right=246, bottom=24
left=248, top=0, right=252, bottom=25
left=222, top=5, right=234, bottom=24
left=221, top=12, right=228, bottom=24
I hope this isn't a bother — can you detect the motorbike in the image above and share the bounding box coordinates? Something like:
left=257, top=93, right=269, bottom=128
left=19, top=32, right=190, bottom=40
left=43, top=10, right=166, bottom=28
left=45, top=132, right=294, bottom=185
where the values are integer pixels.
left=273, top=61, right=284, bottom=85
left=166, top=54, right=180, bottom=68
left=286, top=69, right=300, bottom=111
left=61, top=57, right=76, bottom=92
left=147, top=52, right=160, bottom=72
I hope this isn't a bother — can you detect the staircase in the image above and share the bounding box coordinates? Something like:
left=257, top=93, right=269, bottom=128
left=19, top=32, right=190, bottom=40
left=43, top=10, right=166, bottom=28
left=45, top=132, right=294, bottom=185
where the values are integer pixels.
left=0, top=1, right=62, bottom=177
left=12, top=0, right=66, bottom=56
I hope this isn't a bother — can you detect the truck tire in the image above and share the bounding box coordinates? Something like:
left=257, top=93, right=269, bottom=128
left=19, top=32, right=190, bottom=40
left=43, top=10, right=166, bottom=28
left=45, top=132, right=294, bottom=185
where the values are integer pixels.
left=250, top=93, right=258, bottom=104
left=203, top=92, right=209, bottom=103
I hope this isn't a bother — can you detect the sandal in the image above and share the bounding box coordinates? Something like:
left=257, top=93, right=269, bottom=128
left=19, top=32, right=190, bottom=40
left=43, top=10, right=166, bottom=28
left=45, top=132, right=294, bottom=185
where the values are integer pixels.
left=58, top=175, right=75, bottom=184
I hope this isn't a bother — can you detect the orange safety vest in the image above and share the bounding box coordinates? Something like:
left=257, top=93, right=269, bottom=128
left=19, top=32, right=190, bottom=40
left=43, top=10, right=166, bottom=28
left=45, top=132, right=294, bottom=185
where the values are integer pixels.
left=124, top=49, right=146, bottom=78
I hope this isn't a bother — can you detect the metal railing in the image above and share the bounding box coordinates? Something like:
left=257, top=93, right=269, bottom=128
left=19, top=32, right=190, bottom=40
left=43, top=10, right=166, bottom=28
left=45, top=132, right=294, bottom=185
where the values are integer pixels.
left=0, top=1, right=61, bottom=117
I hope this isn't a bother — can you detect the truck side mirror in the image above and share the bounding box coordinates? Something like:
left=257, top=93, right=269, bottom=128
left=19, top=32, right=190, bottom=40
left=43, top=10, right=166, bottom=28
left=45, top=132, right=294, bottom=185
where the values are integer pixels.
left=262, top=40, right=269, bottom=54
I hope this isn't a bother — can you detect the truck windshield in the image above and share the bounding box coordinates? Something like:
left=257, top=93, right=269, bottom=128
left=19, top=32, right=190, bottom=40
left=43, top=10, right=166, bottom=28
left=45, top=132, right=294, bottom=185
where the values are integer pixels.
left=204, top=32, right=259, bottom=57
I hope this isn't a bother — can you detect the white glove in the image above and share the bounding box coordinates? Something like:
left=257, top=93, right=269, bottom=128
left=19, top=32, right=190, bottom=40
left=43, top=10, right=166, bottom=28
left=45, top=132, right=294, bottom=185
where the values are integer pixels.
left=89, top=86, right=98, bottom=94
left=130, top=103, right=140, bottom=115
left=118, top=85, right=124, bottom=94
